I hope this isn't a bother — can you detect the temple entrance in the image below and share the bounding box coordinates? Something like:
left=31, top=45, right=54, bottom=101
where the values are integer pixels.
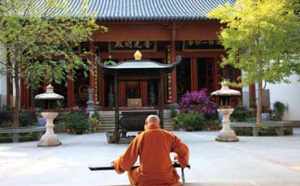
left=197, top=58, right=216, bottom=92
left=103, top=57, right=162, bottom=108
left=104, top=78, right=160, bottom=108
left=74, top=69, right=89, bottom=108
left=176, top=58, right=191, bottom=101
left=124, top=81, right=141, bottom=107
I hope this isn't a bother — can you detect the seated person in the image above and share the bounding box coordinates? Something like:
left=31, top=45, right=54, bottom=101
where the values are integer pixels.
left=113, top=115, right=189, bottom=186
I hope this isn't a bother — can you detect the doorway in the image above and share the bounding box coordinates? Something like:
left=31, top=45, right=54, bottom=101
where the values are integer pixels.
left=176, top=58, right=191, bottom=101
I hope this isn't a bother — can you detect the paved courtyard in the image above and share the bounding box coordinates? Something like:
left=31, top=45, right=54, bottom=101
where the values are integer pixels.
left=1, top=129, right=300, bottom=186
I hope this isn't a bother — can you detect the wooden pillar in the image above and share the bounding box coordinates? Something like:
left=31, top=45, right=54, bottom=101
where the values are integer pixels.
left=191, top=57, right=198, bottom=91
left=141, top=81, right=148, bottom=106
left=215, top=57, right=222, bottom=90
left=20, top=79, right=25, bottom=108
left=114, top=72, right=120, bottom=142
left=119, top=81, right=126, bottom=106
left=159, top=71, right=165, bottom=128
left=6, top=51, right=12, bottom=107
left=67, top=71, right=75, bottom=108
left=98, top=67, right=105, bottom=106
left=170, top=22, right=177, bottom=103
left=89, top=42, right=97, bottom=103
left=89, top=62, right=95, bottom=101
left=20, top=79, right=30, bottom=109
left=249, top=84, right=256, bottom=108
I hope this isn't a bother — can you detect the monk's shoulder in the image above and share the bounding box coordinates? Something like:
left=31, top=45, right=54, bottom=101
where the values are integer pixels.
left=142, top=129, right=175, bottom=138
left=158, top=129, right=177, bottom=140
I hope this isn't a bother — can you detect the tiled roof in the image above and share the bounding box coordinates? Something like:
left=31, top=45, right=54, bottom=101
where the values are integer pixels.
left=34, top=0, right=234, bottom=21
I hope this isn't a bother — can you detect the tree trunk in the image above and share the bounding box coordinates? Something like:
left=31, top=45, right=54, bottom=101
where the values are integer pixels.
left=12, top=57, right=20, bottom=128
left=256, top=81, right=263, bottom=127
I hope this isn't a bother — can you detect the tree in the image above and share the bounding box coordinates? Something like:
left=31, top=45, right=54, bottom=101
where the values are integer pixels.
left=209, top=0, right=300, bottom=125
left=0, top=0, right=105, bottom=127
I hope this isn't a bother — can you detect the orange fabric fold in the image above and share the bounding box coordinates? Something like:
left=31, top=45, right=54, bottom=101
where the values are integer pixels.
left=113, top=127, right=189, bottom=186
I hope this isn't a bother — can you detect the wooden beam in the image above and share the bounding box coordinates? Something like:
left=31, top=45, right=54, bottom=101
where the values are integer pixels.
left=93, top=21, right=221, bottom=42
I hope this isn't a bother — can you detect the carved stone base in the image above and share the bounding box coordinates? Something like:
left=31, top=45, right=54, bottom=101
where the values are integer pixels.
left=216, top=108, right=239, bottom=142
left=38, top=134, right=62, bottom=147
left=37, top=112, right=62, bottom=147
left=215, top=129, right=239, bottom=142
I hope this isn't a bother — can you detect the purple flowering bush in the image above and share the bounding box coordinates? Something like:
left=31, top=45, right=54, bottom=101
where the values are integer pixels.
left=174, top=90, right=219, bottom=131
left=179, top=90, right=217, bottom=115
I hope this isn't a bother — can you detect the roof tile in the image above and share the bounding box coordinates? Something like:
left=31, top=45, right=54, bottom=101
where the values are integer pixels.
left=35, top=0, right=234, bottom=21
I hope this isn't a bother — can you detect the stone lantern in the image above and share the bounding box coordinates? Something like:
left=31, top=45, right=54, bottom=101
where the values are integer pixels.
left=35, top=84, right=64, bottom=147
left=211, top=83, right=241, bottom=142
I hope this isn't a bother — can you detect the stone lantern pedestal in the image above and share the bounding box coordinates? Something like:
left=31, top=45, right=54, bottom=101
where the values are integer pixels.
left=211, top=83, right=241, bottom=142
left=216, top=108, right=239, bottom=142
left=35, top=84, right=64, bottom=147
left=38, top=112, right=61, bottom=147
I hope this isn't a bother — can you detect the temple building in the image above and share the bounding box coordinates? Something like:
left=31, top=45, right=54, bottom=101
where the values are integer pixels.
left=17, top=0, right=241, bottom=110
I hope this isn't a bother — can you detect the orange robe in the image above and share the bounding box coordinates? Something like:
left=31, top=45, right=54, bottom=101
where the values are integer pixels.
left=113, top=125, right=189, bottom=186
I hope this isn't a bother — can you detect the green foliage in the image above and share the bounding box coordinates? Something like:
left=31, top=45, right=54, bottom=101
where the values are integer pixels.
left=209, top=0, right=300, bottom=84
left=209, top=0, right=300, bottom=125
left=53, top=112, right=68, bottom=133
left=64, top=111, right=89, bottom=134
left=272, top=101, right=286, bottom=121
left=0, top=132, right=41, bottom=143
left=169, top=104, right=178, bottom=118
left=0, top=111, right=36, bottom=128
left=174, top=112, right=206, bottom=131
left=231, top=106, right=254, bottom=122
left=19, top=111, right=37, bottom=127
left=0, top=111, right=14, bottom=127
left=0, top=0, right=104, bottom=89
left=88, top=112, right=102, bottom=133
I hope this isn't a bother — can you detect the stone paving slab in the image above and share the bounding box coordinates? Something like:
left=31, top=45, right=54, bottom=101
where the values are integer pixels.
left=1, top=129, right=300, bottom=186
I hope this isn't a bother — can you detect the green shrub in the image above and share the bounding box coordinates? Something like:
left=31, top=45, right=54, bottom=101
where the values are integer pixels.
left=231, top=106, right=253, bottom=122
left=64, top=111, right=89, bottom=134
left=272, top=101, right=286, bottom=121
left=169, top=104, right=178, bottom=118
left=88, top=112, right=102, bottom=133
left=54, top=112, right=68, bottom=133
left=0, top=111, right=37, bottom=128
left=19, top=111, right=37, bottom=127
left=0, top=111, right=13, bottom=127
left=174, top=112, right=206, bottom=131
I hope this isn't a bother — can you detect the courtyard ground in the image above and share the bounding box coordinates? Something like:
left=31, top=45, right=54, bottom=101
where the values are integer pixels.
left=1, top=130, right=300, bottom=186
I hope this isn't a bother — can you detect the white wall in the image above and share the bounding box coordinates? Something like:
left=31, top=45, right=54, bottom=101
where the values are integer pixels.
left=267, top=75, right=300, bottom=121
left=0, top=45, right=7, bottom=107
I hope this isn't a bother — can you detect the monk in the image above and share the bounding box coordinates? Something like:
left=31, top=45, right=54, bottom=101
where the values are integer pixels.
left=113, top=115, right=189, bottom=186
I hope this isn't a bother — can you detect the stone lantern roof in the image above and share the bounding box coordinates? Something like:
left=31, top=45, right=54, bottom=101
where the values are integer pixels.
left=211, top=84, right=241, bottom=96
left=35, top=84, right=64, bottom=100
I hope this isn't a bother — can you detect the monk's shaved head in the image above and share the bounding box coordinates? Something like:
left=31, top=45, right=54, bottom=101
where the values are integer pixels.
left=145, top=115, right=160, bottom=124
left=145, top=115, right=160, bottom=130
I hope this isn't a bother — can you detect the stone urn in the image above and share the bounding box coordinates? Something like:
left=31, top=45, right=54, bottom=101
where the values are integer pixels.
left=211, top=83, right=241, bottom=142
left=35, top=84, right=64, bottom=147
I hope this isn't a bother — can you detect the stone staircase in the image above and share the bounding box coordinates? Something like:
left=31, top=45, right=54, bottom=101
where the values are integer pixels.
left=97, top=110, right=174, bottom=132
